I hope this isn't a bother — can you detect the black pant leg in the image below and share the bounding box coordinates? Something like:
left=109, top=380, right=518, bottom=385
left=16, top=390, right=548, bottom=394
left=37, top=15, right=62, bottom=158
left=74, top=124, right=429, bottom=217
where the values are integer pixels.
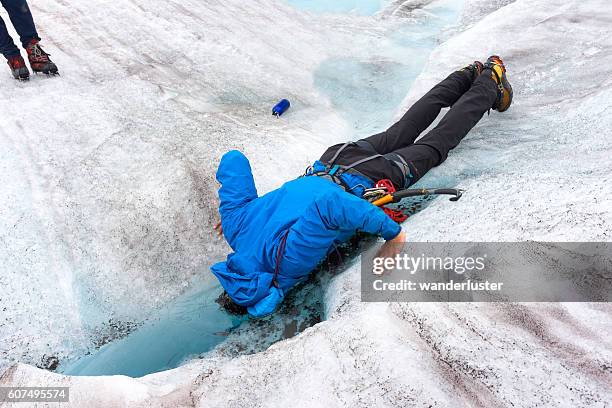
left=412, top=71, right=498, bottom=163
left=0, top=16, right=19, bottom=58
left=390, top=71, right=499, bottom=187
left=361, top=70, right=473, bottom=154
left=1, top=0, right=39, bottom=47
left=384, top=144, right=442, bottom=186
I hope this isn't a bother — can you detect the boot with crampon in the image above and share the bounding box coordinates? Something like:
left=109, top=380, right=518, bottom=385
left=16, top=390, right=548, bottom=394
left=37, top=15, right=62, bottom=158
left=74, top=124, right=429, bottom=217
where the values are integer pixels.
left=7, top=55, right=30, bottom=80
left=484, top=55, right=512, bottom=112
left=461, top=60, right=484, bottom=82
left=26, top=39, right=58, bottom=75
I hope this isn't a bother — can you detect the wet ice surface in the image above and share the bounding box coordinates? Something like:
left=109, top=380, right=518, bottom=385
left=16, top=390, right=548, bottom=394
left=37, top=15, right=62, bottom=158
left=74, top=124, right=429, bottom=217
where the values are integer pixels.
left=287, top=0, right=386, bottom=15
left=314, top=2, right=460, bottom=138
left=59, top=272, right=325, bottom=376
left=60, top=284, right=239, bottom=377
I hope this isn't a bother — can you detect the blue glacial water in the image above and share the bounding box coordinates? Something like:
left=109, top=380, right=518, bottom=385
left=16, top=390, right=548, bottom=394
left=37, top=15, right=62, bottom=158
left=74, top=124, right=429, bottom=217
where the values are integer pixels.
left=61, top=284, right=243, bottom=377
left=61, top=276, right=325, bottom=377
left=60, top=0, right=462, bottom=378
left=286, top=0, right=385, bottom=15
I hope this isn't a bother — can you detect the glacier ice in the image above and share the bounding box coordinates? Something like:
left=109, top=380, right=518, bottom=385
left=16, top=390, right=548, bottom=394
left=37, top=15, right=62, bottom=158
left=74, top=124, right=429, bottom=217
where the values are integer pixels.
left=1, top=0, right=462, bottom=374
left=0, top=0, right=343, bottom=370
left=1, top=0, right=612, bottom=406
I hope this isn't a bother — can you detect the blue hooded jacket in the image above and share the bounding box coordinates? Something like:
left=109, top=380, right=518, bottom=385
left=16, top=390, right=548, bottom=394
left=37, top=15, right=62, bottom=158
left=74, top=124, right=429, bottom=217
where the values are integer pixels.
left=210, top=150, right=401, bottom=317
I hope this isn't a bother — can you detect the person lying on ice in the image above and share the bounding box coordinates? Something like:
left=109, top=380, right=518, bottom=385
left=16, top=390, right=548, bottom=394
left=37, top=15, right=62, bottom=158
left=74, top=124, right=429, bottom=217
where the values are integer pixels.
left=212, top=56, right=512, bottom=317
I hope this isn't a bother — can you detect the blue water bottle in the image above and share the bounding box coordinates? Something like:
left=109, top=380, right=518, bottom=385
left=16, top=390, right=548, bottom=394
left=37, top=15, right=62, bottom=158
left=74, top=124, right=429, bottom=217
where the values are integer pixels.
left=272, top=99, right=291, bottom=117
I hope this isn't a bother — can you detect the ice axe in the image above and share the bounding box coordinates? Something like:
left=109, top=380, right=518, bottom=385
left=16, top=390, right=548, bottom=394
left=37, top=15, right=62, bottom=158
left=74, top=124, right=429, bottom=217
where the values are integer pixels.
left=371, top=188, right=464, bottom=207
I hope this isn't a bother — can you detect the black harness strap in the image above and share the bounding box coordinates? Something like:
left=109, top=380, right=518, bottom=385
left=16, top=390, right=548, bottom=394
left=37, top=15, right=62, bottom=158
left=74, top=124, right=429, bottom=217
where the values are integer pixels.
left=312, top=141, right=383, bottom=190
left=384, top=152, right=413, bottom=188
left=326, top=142, right=352, bottom=166
left=338, top=153, right=383, bottom=172
left=310, top=171, right=352, bottom=191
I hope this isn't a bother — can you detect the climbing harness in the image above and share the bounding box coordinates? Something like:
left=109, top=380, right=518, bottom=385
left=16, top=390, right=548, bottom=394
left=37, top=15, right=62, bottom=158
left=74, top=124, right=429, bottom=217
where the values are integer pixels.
left=304, top=141, right=382, bottom=192
left=305, top=140, right=415, bottom=193
left=306, top=141, right=464, bottom=223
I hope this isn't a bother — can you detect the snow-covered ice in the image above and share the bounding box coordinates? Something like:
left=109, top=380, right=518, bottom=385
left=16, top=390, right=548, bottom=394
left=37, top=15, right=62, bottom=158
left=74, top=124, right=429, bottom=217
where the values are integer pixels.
left=1, top=0, right=611, bottom=406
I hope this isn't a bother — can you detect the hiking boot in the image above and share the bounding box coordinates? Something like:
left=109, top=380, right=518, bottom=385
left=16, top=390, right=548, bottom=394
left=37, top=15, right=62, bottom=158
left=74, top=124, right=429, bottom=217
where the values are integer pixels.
left=461, top=60, right=484, bottom=82
left=26, top=39, right=58, bottom=75
left=484, top=55, right=512, bottom=112
left=7, top=55, right=30, bottom=80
